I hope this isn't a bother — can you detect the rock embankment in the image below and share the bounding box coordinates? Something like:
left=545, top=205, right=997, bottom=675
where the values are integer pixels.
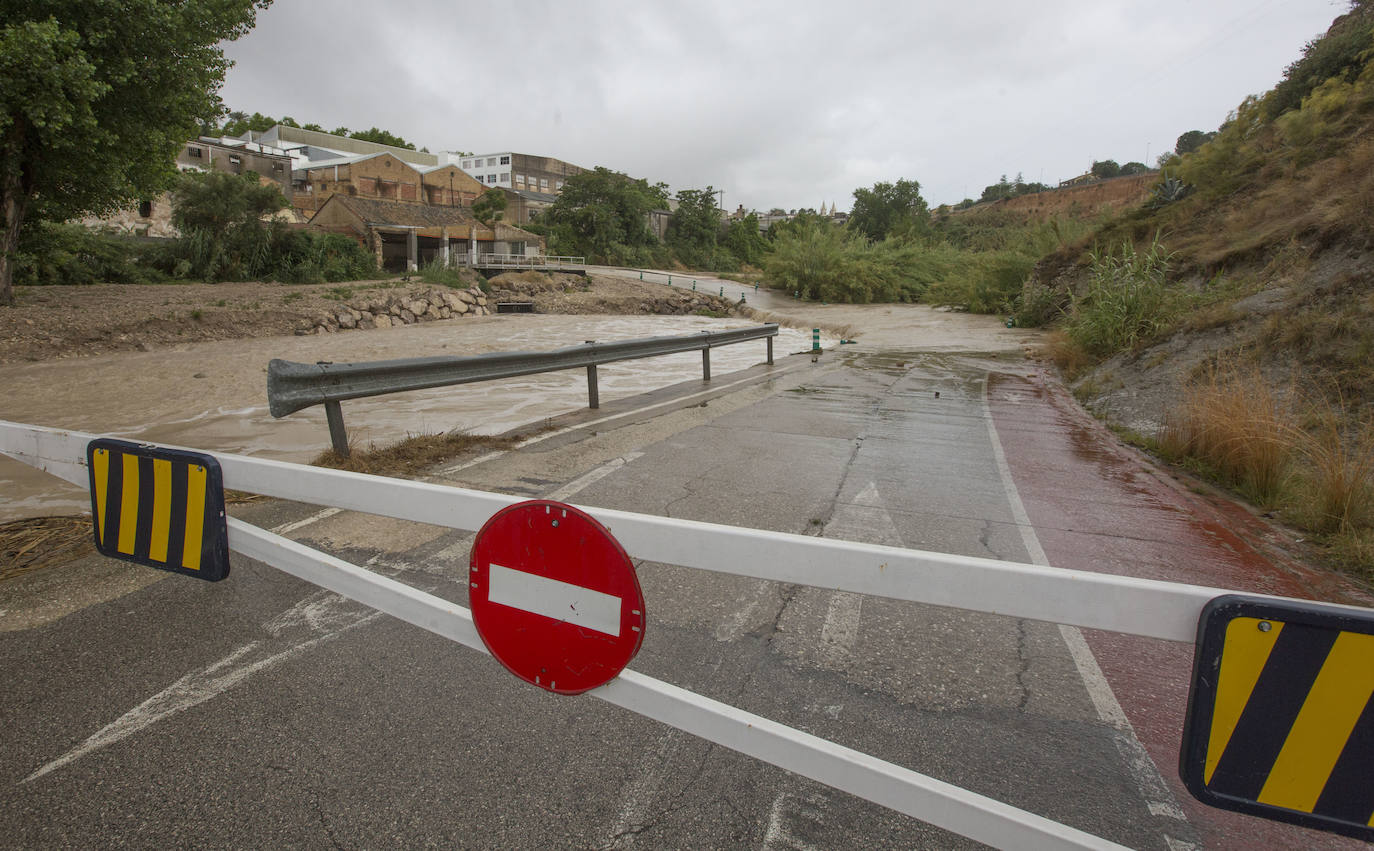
left=489, top=271, right=741, bottom=316
left=298, top=287, right=490, bottom=335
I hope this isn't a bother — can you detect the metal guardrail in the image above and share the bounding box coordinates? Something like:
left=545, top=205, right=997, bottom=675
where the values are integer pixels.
left=457, top=253, right=586, bottom=271
left=267, top=324, right=780, bottom=455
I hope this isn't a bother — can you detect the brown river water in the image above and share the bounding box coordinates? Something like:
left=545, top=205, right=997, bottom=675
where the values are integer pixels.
left=0, top=315, right=826, bottom=522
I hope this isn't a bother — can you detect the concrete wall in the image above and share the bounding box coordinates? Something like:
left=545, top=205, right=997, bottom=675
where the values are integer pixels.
left=300, top=154, right=423, bottom=210
left=421, top=165, right=486, bottom=207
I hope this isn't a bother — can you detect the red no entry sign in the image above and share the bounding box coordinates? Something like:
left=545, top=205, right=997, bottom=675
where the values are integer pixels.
left=469, top=500, right=646, bottom=695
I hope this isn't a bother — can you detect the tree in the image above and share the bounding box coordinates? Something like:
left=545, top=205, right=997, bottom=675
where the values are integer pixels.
left=1091, top=159, right=1122, bottom=179
left=847, top=178, right=929, bottom=242
left=0, top=0, right=270, bottom=304
left=665, top=187, right=720, bottom=267
left=170, top=169, right=286, bottom=280
left=349, top=127, right=415, bottom=150
left=471, top=189, right=506, bottom=226
left=723, top=214, right=768, bottom=266
left=539, top=167, right=668, bottom=263
left=1119, top=161, right=1152, bottom=176
left=1173, top=130, right=1216, bottom=156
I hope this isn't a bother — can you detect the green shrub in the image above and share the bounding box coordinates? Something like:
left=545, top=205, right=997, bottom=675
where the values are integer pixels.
left=1064, top=236, right=1178, bottom=356
left=13, top=222, right=168, bottom=285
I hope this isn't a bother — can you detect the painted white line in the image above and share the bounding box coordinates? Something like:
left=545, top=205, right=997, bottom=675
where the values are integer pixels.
left=487, top=563, right=622, bottom=636
left=546, top=452, right=644, bottom=502
left=982, top=376, right=1190, bottom=827
left=26, top=612, right=379, bottom=783
left=817, top=482, right=904, bottom=667
left=270, top=506, right=341, bottom=535
left=439, top=361, right=810, bottom=476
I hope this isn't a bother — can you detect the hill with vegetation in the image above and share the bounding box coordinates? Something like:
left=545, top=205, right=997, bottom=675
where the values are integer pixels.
left=1019, top=0, right=1374, bottom=577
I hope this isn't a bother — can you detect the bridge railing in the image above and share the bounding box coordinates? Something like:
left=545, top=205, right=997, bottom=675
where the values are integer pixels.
left=266, top=324, right=780, bottom=455
left=456, top=253, right=585, bottom=270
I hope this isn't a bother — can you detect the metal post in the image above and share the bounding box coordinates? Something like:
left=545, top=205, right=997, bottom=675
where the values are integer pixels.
left=766, top=336, right=773, bottom=365
left=639, top=271, right=643, bottom=281
left=812, top=328, right=820, bottom=352
left=585, top=341, right=598, bottom=409
left=719, top=286, right=724, bottom=297
left=702, top=347, right=711, bottom=381
left=668, top=275, right=672, bottom=285
left=324, top=400, right=350, bottom=457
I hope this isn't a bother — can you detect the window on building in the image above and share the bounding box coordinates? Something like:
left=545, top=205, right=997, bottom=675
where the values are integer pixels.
left=462, top=159, right=472, bottom=169
left=186, top=146, right=203, bottom=158
left=488, top=174, right=498, bottom=184
left=500, top=173, right=510, bottom=182
left=500, top=155, right=510, bottom=165
left=540, top=178, right=549, bottom=190
left=555, top=180, right=563, bottom=190
left=138, top=200, right=153, bottom=218
left=515, top=174, right=525, bottom=186
left=486, top=157, right=497, bottom=166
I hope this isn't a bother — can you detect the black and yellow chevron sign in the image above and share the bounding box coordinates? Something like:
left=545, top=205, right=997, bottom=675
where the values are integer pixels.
left=86, top=439, right=229, bottom=581
left=1181, top=595, right=1373, bottom=839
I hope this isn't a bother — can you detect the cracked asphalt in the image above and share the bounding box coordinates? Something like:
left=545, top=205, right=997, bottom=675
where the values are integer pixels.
left=3, top=305, right=1366, bottom=849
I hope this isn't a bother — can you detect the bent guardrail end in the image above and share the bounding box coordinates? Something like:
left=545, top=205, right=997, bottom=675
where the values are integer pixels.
left=267, top=358, right=324, bottom=418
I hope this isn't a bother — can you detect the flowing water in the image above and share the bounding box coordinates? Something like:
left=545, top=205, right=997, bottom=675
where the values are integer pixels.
left=0, top=315, right=824, bottom=522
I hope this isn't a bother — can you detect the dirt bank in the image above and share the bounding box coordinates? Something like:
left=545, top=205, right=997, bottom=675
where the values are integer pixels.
left=0, top=272, right=741, bottom=365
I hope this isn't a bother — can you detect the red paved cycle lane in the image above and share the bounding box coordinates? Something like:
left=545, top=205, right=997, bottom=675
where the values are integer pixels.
left=988, top=369, right=1373, bottom=850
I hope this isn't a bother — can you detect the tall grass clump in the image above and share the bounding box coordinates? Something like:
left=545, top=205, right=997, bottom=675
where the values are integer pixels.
left=1064, top=236, right=1177, bottom=357
left=1159, top=360, right=1293, bottom=506
left=1160, top=361, right=1374, bottom=576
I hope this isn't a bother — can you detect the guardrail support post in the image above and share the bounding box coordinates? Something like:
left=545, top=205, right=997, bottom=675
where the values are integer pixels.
left=324, top=400, right=350, bottom=457
left=702, top=347, right=711, bottom=382
left=812, top=328, right=821, bottom=352
left=585, top=341, right=599, bottom=409
left=767, top=336, right=773, bottom=365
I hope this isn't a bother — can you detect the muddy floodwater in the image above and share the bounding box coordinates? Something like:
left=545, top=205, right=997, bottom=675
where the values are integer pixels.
left=0, top=315, right=825, bottom=522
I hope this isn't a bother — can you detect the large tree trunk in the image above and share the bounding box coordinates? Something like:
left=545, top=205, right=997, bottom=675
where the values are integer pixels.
left=0, top=181, right=23, bottom=307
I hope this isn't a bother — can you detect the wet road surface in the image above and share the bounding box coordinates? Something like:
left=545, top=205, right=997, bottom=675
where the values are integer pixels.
left=2, top=295, right=1370, bottom=848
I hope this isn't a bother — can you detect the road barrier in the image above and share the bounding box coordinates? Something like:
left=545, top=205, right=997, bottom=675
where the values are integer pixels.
left=266, top=324, right=779, bottom=455
left=2, top=419, right=1370, bottom=848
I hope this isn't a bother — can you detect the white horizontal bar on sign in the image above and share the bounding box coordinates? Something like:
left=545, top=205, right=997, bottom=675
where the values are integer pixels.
left=487, top=563, right=621, bottom=636
left=223, top=518, right=1125, bottom=851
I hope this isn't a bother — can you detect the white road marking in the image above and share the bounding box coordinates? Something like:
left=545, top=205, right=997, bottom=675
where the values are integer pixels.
left=981, top=376, right=1191, bottom=827
left=26, top=611, right=379, bottom=783
left=270, top=507, right=341, bottom=535
left=547, top=452, right=644, bottom=502
left=817, top=482, right=903, bottom=667
left=439, top=361, right=810, bottom=476
left=487, top=563, right=622, bottom=636
left=28, top=451, right=640, bottom=781
left=763, top=792, right=827, bottom=850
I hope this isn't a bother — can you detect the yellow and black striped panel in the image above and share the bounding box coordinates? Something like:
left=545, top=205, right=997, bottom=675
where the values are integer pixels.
left=86, top=439, right=229, bottom=581
left=1181, top=595, right=1373, bottom=840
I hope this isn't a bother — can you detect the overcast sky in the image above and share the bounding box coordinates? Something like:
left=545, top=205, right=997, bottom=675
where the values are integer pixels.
left=220, top=0, right=1347, bottom=212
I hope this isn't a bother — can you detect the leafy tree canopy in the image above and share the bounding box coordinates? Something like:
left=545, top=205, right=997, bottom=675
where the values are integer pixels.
left=1091, top=159, right=1122, bottom=179
left=0, top=0, right=270, bottom=303
left=666, top=187, right=720, bottom=266
left=471, top=189, right=507, bottom=226
left=847, top=178, right=928, bottom=242
left=348, top=126, right=415, bottom=150
left=540, top=167, right=669, bottom=263
left=1174, top=130, right=1217, bottom=155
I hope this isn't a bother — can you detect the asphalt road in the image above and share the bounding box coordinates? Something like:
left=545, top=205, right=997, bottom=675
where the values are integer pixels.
left=2, top=308, right=1369, bottom=849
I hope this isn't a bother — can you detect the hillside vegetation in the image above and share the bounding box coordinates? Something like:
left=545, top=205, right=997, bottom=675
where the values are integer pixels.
left=1021, top=0, right=1374, bottom=576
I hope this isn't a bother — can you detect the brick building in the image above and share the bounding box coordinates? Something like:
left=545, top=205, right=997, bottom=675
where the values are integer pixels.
left=445, top=151, right=586, bottom=194
left=309, top=195, right=544, bottom=272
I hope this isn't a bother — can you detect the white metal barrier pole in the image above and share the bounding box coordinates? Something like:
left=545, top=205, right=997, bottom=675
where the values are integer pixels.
left=226, top=518, right=1127, bottom=851
left=7, top=420, right=1364, bottom=645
